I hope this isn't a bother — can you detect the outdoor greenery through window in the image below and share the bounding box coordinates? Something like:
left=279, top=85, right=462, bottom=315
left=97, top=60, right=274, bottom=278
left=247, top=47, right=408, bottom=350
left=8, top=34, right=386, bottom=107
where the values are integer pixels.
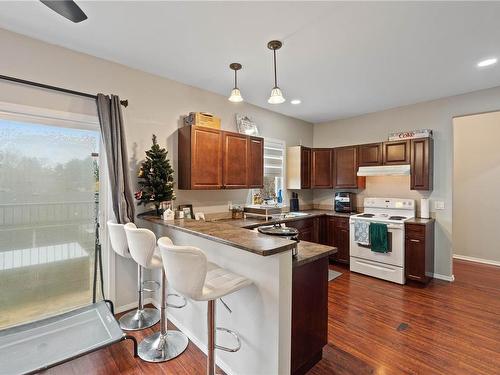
left=0, top=118, right=100, bottom=328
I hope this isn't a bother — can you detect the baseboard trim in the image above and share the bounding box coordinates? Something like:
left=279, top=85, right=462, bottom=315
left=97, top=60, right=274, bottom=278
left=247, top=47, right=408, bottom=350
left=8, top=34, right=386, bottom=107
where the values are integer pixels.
left=453, top=254, right=500, bottom=267
left=426, top=272, right=455, bottom=282
left=150, top=298, right=235, bottom=375
left=115, top=297, right=155, bottom=314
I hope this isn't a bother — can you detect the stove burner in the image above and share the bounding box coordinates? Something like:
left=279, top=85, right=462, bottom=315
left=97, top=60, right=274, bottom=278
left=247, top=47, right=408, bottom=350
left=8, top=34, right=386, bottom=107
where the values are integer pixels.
left=388, top=216, right=407, bottom=220
left=358, top=213, right=375, bottom=218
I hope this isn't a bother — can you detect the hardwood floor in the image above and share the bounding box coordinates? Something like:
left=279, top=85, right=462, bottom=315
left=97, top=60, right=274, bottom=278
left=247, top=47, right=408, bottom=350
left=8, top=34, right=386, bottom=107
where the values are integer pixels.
left=310, top=259, right=500, bottom=375
left=43, top=259, right=500, bottom=375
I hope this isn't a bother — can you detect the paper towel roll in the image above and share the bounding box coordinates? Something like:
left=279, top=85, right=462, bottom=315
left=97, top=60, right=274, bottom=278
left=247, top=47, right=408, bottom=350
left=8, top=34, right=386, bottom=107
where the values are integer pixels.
left=420, top=198, right=430, bottom=219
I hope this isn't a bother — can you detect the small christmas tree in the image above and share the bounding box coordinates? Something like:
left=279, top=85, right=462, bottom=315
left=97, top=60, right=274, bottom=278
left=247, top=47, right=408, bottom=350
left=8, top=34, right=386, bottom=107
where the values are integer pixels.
left=135, top=135, right=175, bottom=215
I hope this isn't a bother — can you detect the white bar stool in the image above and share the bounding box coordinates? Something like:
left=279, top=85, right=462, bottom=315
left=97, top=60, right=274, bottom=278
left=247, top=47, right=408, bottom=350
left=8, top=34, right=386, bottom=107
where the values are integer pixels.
left=158, top=237, right=253, bottom=375
left=124, top=223, right=189, bottom=363
left=107, top=221, right=160, bottom=331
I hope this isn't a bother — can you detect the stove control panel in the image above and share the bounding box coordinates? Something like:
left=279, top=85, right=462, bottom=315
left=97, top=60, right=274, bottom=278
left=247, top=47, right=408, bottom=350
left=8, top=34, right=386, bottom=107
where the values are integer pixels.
left=364, top=198, right=415, bottom=210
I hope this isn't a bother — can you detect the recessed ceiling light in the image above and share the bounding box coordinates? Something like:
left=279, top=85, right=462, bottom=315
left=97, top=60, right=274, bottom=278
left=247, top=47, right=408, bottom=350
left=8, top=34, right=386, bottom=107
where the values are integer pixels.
left=477, top=58, right=497, bottom=67
left=291, top=99, right=301, bottom=105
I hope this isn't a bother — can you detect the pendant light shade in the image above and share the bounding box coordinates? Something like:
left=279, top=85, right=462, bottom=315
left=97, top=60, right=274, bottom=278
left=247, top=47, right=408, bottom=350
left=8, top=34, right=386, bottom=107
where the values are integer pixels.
left=267, top=40, right=285, bottom=104
left=228, top=63, right=243, bottom=103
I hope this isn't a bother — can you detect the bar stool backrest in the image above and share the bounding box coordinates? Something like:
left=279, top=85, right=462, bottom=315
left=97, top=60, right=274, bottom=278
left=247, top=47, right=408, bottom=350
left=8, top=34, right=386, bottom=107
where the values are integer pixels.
left=124, top=223, right=157, bottom=269
left=107, top=221, right=131, bottom=258
left=157, top=237, right=208, bottom=301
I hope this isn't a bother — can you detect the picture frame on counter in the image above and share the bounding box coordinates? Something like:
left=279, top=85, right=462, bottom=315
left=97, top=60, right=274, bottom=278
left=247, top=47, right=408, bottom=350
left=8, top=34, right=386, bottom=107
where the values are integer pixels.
left=178, top=204, right=194, bottom=219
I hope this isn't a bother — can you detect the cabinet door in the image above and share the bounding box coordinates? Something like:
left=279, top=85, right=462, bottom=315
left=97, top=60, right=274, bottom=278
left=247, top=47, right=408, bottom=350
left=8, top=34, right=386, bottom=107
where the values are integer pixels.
left=300, top=147, right=311, bottom=189
left=248, top=137, right=264, bottom=188
left=405, top=236, right=426, bottom=282
left=333, top=146, right=359, bottom=189
left=191, top=126, right=223, bottom=189
left=222, top=132, right=249, bottom=189
left=311, top=148, right=333, bottom=188
left=358, top=143, right=383, bottom=166
left=382, top=140, right=410, bottom=165
left=287, top=219, right=315, bottom=242
left=410, top=138, right=433, bottom=191
left=333, top=217, right=350, bottom=264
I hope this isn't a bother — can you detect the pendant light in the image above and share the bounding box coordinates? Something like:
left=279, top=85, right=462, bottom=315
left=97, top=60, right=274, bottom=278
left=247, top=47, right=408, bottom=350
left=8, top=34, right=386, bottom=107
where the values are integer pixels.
left=228, top=63, right=243, bottom=102
left=267, top=40, right=285, bottom=104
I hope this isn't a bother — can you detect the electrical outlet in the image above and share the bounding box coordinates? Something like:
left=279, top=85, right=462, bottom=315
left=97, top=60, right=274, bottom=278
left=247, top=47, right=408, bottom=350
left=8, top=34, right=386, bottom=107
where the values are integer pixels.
left=434, top=201, right=445, bottom=210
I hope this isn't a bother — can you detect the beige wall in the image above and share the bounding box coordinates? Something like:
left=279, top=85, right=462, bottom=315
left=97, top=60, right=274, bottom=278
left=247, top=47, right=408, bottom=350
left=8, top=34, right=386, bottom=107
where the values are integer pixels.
left=314, top=86, right=500, bottom=278
left=453, top=111, right=500, bottom=263
left=0, top=28, right=313, bottom=307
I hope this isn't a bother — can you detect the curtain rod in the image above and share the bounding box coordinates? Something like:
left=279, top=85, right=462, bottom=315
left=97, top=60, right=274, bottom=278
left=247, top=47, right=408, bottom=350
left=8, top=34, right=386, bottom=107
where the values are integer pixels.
left=0, top=74, right=128, bottom=107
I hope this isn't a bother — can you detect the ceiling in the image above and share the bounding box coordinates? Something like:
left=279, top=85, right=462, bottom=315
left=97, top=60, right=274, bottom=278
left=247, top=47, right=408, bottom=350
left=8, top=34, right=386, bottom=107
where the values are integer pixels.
left=1, top=1, right=500, bottom=123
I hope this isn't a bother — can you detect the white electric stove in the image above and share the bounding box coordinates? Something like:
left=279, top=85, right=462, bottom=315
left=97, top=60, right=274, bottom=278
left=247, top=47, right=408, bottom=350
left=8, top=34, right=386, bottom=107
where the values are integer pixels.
left=349, top=197, right=415, bottom=284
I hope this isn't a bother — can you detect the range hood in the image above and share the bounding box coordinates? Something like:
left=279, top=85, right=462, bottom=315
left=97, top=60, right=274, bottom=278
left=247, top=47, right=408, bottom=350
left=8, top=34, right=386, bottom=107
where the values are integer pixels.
left=357, top=164, right=411, bottom=177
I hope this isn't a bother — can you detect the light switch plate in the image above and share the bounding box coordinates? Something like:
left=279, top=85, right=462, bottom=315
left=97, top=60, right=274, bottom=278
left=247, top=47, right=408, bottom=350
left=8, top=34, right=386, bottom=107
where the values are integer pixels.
left=434, top=201, right=445, bottom=210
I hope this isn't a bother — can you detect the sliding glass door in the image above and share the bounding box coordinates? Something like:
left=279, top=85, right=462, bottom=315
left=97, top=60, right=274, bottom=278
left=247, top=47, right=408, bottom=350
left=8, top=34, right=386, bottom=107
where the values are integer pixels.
left=0, top=117, right=100, bottom=328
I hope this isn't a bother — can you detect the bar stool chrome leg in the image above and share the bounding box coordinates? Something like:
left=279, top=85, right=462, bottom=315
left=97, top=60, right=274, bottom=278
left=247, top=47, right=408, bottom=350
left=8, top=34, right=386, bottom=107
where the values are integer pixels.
left=119, top=264, right=160, bottom=331
left=138, top=268, right=188, bottom=362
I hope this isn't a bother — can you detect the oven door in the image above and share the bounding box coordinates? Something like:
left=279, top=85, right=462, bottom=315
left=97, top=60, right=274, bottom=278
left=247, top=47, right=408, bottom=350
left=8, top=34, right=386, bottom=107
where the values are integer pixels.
left=349, top=220, right=404, bottom=267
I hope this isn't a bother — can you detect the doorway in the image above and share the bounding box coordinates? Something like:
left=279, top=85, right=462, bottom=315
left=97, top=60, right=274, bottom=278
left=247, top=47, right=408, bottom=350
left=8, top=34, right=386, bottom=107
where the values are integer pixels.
left=453, top=111, right=500, bottom=266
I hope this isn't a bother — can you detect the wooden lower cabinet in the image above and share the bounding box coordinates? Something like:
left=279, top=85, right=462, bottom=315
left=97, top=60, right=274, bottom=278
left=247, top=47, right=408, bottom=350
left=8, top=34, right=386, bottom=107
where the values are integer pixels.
left=326, top=216, right=350, bottom=264
left=405, top=221, right=435, bottom=283
left=286, top=218, right=319, bottom=243
left=291, top=256, right=328, bottom=375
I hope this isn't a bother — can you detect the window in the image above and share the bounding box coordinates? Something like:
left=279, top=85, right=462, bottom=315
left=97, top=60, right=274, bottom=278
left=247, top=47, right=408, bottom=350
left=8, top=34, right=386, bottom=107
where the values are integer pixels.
left=261, top=138, right=285, bottom=200
left=0, top=105, right=100, bottom=328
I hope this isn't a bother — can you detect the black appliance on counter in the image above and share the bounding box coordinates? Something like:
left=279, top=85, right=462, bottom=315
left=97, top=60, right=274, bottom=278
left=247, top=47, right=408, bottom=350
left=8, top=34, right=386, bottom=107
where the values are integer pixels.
left=334, top=192, right=357, bottom=213
left=289, top=192, right=299, bottom=212
left=257, top=224, right=299, bottom=257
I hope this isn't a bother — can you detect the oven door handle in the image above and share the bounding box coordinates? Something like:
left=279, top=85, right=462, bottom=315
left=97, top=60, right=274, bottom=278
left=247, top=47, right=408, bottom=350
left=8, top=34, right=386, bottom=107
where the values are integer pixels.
left=350, top=222, right=402, bottom=230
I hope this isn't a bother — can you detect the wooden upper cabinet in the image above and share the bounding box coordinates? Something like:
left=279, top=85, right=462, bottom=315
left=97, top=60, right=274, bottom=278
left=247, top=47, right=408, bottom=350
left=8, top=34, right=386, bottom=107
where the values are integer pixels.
left=358, top=143, right=383, bottom=166
left=300, top=147, right=312, bottom=189
left=178, top=125, right=223, bottom=189
left=248, top=136, right=264, bottom=188
left=382, top=140, right=410, bottom=165
left=311, top=148, right=333, bottom=189
left=286, top=146, right=311, bottom=189
left=178, top=126, right=263, bottom=190
left=410, top=138, right=433, bottom=191
left=223, top=132, right=248, bottom=189
left=333, top=146, right=365, bottom=189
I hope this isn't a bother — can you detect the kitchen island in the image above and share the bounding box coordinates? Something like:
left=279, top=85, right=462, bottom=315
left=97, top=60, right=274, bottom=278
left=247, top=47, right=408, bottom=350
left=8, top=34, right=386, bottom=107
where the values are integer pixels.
left=137, top=214, right=336, bottom=375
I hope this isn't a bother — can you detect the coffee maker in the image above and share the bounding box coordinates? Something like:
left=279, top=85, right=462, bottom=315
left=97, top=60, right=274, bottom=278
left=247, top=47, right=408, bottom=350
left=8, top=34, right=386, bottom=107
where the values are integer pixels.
left=334, top=192, right=356, bottom=213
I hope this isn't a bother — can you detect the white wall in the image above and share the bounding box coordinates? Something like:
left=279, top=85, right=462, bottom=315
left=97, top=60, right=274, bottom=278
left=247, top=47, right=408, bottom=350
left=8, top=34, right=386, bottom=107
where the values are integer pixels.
left=313, top=86, right=500, bottom=278
left=453, top=111, right=500, bottom=264
left=0, top=28, right=313, bottom=308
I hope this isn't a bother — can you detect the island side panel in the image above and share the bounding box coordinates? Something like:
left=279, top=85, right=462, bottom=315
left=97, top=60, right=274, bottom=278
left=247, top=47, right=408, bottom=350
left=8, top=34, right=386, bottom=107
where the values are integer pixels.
left=144, top=220, right=292, bottom=375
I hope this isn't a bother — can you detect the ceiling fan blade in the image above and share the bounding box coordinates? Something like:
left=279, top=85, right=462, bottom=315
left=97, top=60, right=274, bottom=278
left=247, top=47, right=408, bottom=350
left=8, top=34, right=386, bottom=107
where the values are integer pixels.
left=40, top=0, right=88, bottom=23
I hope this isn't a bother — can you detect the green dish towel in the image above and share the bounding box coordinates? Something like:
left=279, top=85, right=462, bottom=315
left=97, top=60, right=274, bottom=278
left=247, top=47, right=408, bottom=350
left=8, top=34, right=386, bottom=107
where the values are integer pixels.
left=369, top=223, right=389, bottom=253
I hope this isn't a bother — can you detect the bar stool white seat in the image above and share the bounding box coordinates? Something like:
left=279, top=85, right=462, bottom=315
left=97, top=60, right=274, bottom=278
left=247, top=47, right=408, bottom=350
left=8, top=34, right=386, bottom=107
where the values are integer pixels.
left=124, top=223, right=188, bottom=363
left=107, top=221, right=160, bottom=331
left=158, top=237, right=253, bottom=375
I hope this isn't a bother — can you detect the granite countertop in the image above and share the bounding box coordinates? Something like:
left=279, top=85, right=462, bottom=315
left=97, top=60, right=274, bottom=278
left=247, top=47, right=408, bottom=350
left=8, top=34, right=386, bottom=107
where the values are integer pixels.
left=294, top=241, right=337, bottom=267
left=216, top=209, right=358, bottom=229
left=139, top=215, right=297, bottom=256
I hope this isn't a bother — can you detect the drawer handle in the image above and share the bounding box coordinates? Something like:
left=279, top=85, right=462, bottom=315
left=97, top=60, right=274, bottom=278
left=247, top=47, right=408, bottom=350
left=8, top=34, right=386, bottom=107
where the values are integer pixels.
left=410, top=239, right=420, bottom=243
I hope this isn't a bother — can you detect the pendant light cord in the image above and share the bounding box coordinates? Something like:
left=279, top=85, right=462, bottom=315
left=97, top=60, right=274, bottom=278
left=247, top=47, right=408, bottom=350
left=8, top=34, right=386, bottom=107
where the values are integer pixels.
left=234, top=69, right=238, bottom=89
left=273, top=49, right=278, bottom=87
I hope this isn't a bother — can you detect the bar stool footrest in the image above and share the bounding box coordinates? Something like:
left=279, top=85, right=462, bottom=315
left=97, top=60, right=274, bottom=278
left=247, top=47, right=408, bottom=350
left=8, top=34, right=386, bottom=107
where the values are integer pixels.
left=215, top=327, right=241, bottom=352
left=166, top=293, right=187, bottom=309
left=141, top=280, right=161, bottom=292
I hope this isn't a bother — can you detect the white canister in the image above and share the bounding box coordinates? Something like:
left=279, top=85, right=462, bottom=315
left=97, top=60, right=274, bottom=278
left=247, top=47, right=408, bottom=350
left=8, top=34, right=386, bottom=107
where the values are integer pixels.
left=420, top=198, right=430, bottom=219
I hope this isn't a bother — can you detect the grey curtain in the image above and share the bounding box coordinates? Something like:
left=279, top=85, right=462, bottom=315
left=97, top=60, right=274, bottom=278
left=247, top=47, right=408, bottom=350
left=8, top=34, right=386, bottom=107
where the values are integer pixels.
left=96, top=94, right=135, bottom=224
